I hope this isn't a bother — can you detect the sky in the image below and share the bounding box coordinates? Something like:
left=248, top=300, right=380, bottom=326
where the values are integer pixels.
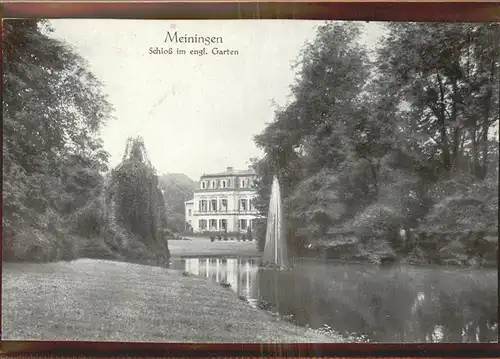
left=49, top=20, right=386, bottom=180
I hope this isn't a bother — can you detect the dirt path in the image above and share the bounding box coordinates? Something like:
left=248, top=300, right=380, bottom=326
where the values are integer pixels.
left=2, top=259, right=341, bottom=343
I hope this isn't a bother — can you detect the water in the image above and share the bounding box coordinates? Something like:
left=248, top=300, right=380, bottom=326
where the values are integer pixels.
left=172, top=256, right=498, bottom=343
left=262, top=175, right=288, bottom=267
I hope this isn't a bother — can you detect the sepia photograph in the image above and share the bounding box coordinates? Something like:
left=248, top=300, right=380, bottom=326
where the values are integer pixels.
left=2, top=19, right=498, bottom=343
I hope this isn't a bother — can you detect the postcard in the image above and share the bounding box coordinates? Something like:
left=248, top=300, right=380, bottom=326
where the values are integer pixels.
left=2, top=19, right=498, bottom=343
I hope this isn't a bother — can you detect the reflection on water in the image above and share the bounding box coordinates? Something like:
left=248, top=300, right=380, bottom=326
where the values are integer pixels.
left=172, top=257, right=498, bottom=343
left=174, top=258, right=259, bottom=301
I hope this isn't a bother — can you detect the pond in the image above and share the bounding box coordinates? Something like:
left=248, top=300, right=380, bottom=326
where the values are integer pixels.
left=171, top=256, right=498, bottom=343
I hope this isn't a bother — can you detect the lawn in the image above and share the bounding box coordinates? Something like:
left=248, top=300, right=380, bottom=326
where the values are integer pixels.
left=2, top=259, right=338, bottom=342
left=168, top=236, right=260, bottom=258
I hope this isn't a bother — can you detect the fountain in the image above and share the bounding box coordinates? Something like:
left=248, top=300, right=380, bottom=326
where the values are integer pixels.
left=262, top=175, right=288, bottom=268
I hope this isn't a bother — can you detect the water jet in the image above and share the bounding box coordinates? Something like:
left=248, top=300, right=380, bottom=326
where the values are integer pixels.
left=262, top=175, right=289, bottom=269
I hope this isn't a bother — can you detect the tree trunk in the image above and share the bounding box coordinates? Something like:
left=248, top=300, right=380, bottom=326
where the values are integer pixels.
left=403, top=226, right=414, bottom=252
left=370, top=158, right=381, bottom=198
left=450, top=80, right=461, bottom=171
left=436, top=72, right=451, bottom=170
left=471, top=125, right=481, bottom=176
left=479, top=60, right=495, bottom=179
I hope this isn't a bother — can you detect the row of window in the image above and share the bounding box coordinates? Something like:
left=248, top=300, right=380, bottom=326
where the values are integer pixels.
left=198, top=219, right=252, bottom=231
left=197, top=199, right=253, bottom=212
left=200, top=178, right=253, bottom=190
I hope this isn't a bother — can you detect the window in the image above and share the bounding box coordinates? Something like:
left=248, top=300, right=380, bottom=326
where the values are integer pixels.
left=209, top=219, right=217, bottom=230
left=239, top=219, right=247, bottom=230
left=210, top=199, right=217, bottom=212
left=211, top=181, right=216, bottom=189
left=227, top=179, right=231, bottom=188
left=188, top=209, right=192, bottom=216
left=248, top=219, right=252, bottom=229
left=219, top=219, right=227, bottom=230
left=239, top=199, right=247, bottom=211
left=241, top=179, right=246, bottom=188
left=220, top=199, right=228, bottom=211
left=222, top=180, right=226, bottom=188
left=201, top=181, right=206, bottom=189
left=199, top=200, right=207, bottom=212
left=199, top=219, right=207, bottom=230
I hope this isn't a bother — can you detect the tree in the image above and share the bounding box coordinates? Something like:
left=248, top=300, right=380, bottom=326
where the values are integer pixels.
left=289, top=170, right=345, bottom=242
left=2, top=20, right=112, bottom=261
left=373, top=23, right=499, bottom=261
left=378, top=23, right=499, bottom=178
left=253, top=21, right=498, bottom=264
left=109, top=137, right=170, bottom=264
left=253, top=22, right=373, bottom=253
left=158, top=173, right=196, bottom=233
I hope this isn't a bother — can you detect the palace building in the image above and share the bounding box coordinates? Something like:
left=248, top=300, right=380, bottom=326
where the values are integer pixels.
left=184, top=166, right=261, bottom=233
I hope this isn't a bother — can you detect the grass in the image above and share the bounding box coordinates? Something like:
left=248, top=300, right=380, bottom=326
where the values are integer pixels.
left=168, top=236, right=260, bottom=258
left=2, top=259, right=339, bottom=342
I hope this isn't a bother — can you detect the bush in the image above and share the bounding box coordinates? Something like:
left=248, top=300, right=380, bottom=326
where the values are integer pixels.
left=1, top=226, right=122, bottom=263
left=72, top=198, right=106, bottom=238
left=3, top=227, right=71, bottom=262
left=78, top=236, right=122, bottom=260
left=1, top=217, right=170, bottom=266
left=210, top=236, right=215, bottom=242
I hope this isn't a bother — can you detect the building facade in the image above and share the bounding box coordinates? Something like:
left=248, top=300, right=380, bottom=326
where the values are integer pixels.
left=184, top=166, right=261, bottom=233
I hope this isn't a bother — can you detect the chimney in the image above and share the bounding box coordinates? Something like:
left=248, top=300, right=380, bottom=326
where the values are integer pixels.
left=226, top=166, right=234, bottom=172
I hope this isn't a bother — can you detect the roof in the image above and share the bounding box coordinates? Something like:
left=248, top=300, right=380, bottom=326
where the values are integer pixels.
left=201, top=168, right=256, bottom=178
left=185, top=198, right=194, bottom=204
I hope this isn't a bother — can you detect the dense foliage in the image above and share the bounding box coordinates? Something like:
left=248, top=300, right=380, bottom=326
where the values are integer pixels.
left=2, top=20, right=169, bottom=265
left=158, top=173, right=196, bottom=233
left=3, top=20, right=111, bottom=261
left=253, top=22, right=499, bottom=266
left=108, top=137, right=170, bottom=263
